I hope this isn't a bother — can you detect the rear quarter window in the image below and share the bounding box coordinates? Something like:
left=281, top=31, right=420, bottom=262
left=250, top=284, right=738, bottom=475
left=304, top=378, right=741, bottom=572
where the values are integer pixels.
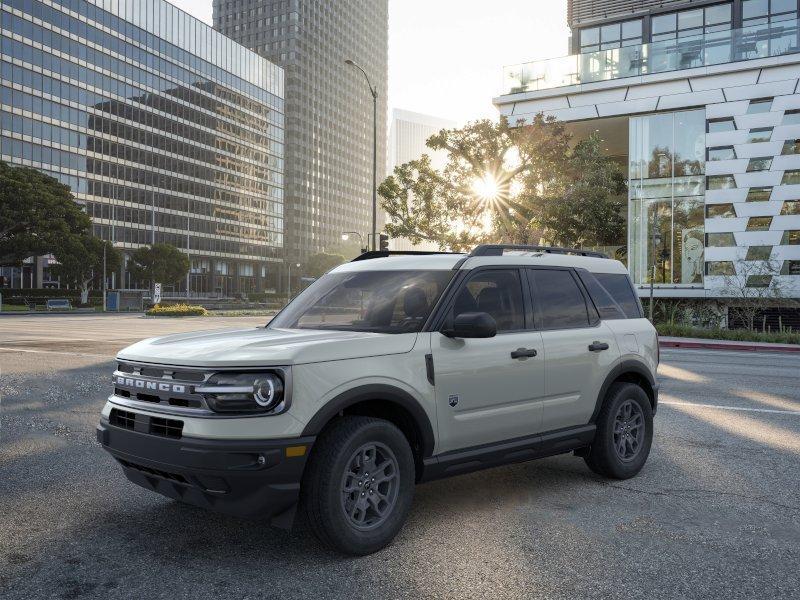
left=592, top=272, right=643, bottom=319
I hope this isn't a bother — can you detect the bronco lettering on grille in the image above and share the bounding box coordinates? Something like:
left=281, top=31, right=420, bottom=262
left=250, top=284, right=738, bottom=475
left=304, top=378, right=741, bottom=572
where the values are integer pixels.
left=115, top=376, right=186, bottom=394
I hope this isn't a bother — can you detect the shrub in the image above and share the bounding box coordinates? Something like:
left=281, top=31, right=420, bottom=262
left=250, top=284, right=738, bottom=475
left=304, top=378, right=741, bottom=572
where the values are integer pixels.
left=145, top=303, right=207, bottom=317
left=656, top=322, right=800, bottom=345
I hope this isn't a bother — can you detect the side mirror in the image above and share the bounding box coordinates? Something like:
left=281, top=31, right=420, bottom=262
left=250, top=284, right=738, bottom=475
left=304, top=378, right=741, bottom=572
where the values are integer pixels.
left=443, top=312, right=497, bottom=339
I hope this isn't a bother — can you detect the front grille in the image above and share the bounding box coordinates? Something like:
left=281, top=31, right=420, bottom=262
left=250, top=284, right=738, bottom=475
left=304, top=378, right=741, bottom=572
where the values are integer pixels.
left=149, top=417, right=183, bottom=439
left=118, top=458, right=188, bottom=484
left=109, top=408, right=136, bottom=430
left=112, top=361, right=212, bottom=413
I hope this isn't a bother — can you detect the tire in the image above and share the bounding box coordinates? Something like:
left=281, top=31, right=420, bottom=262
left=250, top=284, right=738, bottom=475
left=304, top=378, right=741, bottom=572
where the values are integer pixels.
left=301, top=416, right=415, bottom=555
left=584, top=382, right=653, bottom=480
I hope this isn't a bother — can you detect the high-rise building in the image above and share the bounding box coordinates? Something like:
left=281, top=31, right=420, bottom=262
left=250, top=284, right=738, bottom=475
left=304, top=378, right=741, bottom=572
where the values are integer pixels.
left=389, top=109, right=456, bottom=172
left=1, top=0, right=284, bottom=296
left=213, top=0, right=389, bottom=263
left=387, top=109, right=456, bottom=251
left=495, top=0, right=800, bottom=301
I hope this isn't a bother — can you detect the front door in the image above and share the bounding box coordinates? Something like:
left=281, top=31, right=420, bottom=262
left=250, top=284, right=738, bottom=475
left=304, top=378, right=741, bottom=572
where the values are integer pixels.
left=431, top=268, right=546, bottom=454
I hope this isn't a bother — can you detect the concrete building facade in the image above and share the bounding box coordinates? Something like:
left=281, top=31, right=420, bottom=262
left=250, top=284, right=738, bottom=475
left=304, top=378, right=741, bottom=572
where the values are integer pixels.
left=496, top=0, right=800, bottom=301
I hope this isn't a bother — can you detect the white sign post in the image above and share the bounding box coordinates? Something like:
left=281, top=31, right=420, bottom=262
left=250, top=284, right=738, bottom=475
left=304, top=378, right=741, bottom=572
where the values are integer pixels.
left=153, top=283, right=162, bottom=305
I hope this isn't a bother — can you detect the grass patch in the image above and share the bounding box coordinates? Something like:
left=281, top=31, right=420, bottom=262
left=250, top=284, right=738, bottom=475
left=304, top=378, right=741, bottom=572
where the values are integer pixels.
left=656, top=322, right=800, bottom=345
left=145, top=303, right=208, bottom=317
left=0, top=304, right=32, bottom=312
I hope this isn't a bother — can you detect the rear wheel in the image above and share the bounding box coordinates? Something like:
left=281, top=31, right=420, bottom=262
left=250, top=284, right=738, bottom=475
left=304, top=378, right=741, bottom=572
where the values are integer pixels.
left=301, top=416, right=415, bottom=555
left=584, top=382, right=653, bottom=479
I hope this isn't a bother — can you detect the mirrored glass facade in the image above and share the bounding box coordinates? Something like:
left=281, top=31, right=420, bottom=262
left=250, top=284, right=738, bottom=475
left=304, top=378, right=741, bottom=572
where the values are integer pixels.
left=0, top=0, right=285, bottom=296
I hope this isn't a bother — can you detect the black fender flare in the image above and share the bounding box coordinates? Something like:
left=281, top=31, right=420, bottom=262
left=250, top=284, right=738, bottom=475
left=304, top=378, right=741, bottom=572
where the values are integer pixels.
left=301, top=384, right=436, bottom=458
left=591, top=359, right=658, bottom=422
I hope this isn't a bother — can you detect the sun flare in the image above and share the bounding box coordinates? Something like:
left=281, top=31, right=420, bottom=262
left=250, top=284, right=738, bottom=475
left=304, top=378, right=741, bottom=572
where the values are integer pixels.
left=472, top=173, right=500, bottom=201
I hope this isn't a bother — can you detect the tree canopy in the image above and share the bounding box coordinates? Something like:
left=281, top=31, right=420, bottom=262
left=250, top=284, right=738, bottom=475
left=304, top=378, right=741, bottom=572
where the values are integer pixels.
left=305, top=252, right=346, bottom=278
left=378, top=115, right=627, bottom=252
left=127, top=243, right=189, bottom=288
left=0, top=161, right=91, bottom=265
left=52, top=235, right=121, bottom=304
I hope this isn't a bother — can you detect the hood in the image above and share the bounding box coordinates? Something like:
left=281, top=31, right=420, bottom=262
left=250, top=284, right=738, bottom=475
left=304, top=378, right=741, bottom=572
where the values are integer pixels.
left=116, top=327, right=419, bottom=367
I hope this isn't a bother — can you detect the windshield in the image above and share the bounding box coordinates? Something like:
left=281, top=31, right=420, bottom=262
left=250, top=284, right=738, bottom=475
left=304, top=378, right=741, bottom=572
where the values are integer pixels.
left=269, top=270, right=455, bottom=333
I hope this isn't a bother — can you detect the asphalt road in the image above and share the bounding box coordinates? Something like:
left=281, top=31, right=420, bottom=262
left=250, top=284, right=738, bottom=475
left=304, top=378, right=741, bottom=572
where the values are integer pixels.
left=1, top=315, right=799, bottom=599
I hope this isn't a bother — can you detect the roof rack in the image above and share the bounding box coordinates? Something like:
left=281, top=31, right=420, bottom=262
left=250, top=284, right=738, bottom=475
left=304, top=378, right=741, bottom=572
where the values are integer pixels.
left=350, top=250, right=460, bottom=262
left=469, top=244, right=609, bottom=259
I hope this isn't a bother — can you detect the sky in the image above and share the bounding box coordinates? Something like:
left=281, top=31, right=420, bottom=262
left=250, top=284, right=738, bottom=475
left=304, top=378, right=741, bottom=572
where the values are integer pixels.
left=170, top=0, right=569, bottom=125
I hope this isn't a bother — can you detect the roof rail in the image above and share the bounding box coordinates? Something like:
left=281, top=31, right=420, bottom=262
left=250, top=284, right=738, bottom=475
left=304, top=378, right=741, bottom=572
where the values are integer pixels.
left=350, top=250, right=460, bottom=262
left=469, top=244, right=609, bottom=259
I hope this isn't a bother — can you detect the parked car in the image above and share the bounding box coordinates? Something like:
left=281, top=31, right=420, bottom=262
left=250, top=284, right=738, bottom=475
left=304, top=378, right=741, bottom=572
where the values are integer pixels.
left=97, top=245, right=659, bottom=555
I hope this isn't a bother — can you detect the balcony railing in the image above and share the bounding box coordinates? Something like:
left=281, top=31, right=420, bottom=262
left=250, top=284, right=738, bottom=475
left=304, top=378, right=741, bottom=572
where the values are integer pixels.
left=503, top=18, right=800, bottom=95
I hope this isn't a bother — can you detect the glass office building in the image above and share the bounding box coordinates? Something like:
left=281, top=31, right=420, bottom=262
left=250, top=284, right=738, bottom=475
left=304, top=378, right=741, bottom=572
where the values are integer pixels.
left=1, top=0, right=284, bottom=296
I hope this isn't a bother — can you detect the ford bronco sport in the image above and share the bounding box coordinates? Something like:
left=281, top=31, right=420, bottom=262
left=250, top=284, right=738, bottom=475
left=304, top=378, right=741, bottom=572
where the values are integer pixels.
left=97, top=245, right=659, bottom=555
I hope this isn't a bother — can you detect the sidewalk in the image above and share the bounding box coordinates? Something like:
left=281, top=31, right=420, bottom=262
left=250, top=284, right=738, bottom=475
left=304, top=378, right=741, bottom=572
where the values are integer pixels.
left=659, top=336, right=800, bottom=353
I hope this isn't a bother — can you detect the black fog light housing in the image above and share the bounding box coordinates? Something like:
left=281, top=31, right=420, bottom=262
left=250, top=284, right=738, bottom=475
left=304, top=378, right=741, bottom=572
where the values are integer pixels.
left=198, top=372, right=286, bottom=414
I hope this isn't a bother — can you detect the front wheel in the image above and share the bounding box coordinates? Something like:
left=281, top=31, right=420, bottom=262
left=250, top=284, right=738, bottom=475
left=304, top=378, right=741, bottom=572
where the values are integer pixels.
left=301, top=416, right=415, bottom=555
left=584, top=382, right=653, bottom=479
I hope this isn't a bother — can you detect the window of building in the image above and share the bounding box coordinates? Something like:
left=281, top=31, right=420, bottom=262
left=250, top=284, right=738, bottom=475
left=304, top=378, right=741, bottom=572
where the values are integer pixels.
left=746, top=245, right=773, bottom=260
left=579, top=18, right=643, bottom=53
left=782, top=139, right=800, bottom=154
left=782, top=200, right=800, bottom=214
left=742, top=0, right=798, bottom=27
left=706, top=232, right=736, bottom=246
left=782, top=170, right=800, bottom=184
left=747, top=127, right=773, bottom=143
left=629, top=110, right=705, bottom=285
left=782, top=230, right=800, bottom=244
left=781, top=260, right=800, bottom=274
left=747, top=216, right=773, bottom=230
left=708, top=146, right=736, bottom=161
left=706, top=203, right=737, bottom=218
left=783, top=109, right=800, bottom=125
left=747, top=186, right=773, bottom=201
left=747, top=98, right=773, bottom=114
left=707, top=175, right=737, bottom=189
left=705, top=261, right=736, bottom=276
left=747, top=156, right=773, bottom=171
left=651, top=3, right=732, bottom=41
left=747, top=274, right=773, bottom=287
left=707, top=118, right=736, bottom=133
left=529, top=269, right=590, bottom=329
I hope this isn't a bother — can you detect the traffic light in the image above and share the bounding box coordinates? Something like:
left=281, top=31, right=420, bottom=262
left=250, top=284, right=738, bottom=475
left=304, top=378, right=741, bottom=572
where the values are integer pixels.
left=379, top=234, right=389, bottom=251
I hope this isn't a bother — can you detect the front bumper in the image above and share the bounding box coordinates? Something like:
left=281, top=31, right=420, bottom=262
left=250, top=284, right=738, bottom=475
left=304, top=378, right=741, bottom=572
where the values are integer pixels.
left=97, top=419, right=315, bottom=528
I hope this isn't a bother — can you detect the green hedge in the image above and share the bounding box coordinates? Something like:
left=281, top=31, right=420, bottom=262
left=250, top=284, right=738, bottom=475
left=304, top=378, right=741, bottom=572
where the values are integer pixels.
left=656, top=323, right=800, bottom=345
left=145, top=303, right=208, bottom=317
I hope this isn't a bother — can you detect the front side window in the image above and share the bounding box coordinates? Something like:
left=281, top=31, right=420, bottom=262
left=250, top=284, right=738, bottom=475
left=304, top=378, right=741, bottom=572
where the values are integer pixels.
left=269, top=270, right=454, bottom=333
left=446, top=269, right=525, bottom=332
left=529, top=269, right=591, bottom=329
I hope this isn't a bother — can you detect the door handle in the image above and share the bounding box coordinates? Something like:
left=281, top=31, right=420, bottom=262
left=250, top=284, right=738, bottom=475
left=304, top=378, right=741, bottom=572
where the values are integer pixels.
left=588, top=341, right=610, bottom=352
left=511, top=348, right=538, bottom=359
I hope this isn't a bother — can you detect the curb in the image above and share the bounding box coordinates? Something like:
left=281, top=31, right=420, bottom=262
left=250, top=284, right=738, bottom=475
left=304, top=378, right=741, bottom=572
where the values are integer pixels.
left=659, top=339, right=800, bottom=353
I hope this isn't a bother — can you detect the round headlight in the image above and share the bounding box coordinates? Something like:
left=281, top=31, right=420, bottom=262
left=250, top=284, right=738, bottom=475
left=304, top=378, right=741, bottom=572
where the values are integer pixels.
left=254, top=375, right=283, bottom=409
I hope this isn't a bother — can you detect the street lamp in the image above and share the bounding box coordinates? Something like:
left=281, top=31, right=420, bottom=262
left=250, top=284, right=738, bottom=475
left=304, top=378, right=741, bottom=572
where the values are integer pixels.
left=345, top=59, right=378, bottom=251
left=287, top=262, right=301, bottom=304
left=341, top=231, right=367, bottom=254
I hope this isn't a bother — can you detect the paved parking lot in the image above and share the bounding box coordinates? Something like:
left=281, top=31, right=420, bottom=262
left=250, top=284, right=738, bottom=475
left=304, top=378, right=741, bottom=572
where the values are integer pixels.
left=1, top=315, right=799, bottom=599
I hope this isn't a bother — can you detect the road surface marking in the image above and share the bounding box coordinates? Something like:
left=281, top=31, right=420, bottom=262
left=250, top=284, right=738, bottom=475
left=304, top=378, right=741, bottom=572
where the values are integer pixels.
left=661, top=400, right=800, bottom=416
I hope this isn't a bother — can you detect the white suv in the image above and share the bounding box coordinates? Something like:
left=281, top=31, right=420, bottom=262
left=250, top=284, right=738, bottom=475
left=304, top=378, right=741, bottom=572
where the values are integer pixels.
left=97, top=245, right=659, bottom=555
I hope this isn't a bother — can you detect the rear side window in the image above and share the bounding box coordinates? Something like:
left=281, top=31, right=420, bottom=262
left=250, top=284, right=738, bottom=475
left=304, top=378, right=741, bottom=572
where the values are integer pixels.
left=528, top=269, right=590, bottom=329
left=593, top=273, right=643, bottom=319
left=577, top=271, right=626, bottom=320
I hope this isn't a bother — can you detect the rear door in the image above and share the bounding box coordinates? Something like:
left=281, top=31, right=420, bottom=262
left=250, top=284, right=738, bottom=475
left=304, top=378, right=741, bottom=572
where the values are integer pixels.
left=527, top=268, right=620, bottom=432
left=431, top=268, right=545, bottom=454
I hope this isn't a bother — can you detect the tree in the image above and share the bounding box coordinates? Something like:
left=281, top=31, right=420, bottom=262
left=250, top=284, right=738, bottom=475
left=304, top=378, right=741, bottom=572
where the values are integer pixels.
left=524, top=134, right=627, bottom=248
left=305, top=252, right=346, bottom=278
left=0, top=161, right=91, bottom=265
left=52, top=236, right=121, bottom=304
left=378, top=115, right=626, bottom=251
left=127, top=244, right=189, bottom=291
left=722, top=260, right=796, bottom=331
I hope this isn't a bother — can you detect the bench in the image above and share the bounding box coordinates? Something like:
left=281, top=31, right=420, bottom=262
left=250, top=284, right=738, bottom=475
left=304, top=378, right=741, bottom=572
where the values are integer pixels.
left=46, top=298, right=72, bottom=311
